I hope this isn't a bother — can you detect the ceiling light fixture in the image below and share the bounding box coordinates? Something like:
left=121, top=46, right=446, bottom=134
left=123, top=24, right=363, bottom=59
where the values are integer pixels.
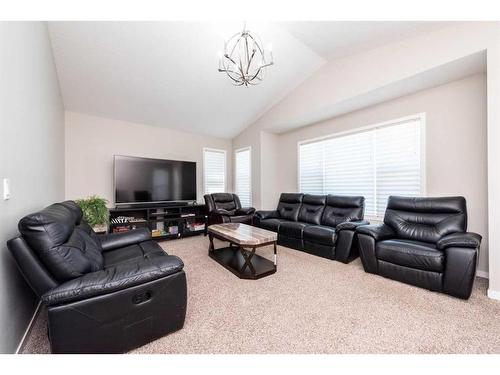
left=218, top=23, right=274, bottom=87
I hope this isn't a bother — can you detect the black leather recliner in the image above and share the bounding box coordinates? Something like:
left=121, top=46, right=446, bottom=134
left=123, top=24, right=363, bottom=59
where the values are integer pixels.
left=7, top=201, right=187, bottom=353
left=204, top=193, right=255, bottom=225
left=254, top=193, right=368, bottom=263
left=356, top=196, right=482, bottom=299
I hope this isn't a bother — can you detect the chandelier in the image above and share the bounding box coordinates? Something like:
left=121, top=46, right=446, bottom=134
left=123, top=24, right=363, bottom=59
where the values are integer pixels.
left=218, top=24, right=274, bottom=86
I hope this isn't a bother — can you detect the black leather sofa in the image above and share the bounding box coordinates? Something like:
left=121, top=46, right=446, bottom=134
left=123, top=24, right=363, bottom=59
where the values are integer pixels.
left=7, top=201, right=187, bottom=353
left=356, top=196, right=482, bottom=299
left=254, top=193, right=368, bottom=263
left=204, top=193, right=255, bottom=225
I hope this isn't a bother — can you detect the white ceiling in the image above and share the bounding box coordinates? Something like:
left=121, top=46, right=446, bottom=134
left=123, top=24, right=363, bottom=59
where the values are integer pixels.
left=48, top=21, right=325, bottom=138
left=279, top=21, right=456, bottom=61
left=48, top=21, right=461, bottom=138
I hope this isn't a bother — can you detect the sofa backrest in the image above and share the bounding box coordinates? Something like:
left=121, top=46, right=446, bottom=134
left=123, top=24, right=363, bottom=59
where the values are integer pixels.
left=18, top=202, right=104, bottom=282
left=205, top=193, right=241, bottom=213
left=298, top=194, right=326, bottom=224
left=277, top=193, right=304, bottom=221
left=321, top=195, right=365, bottom=227
left=384, top=196, right=467, bottom=243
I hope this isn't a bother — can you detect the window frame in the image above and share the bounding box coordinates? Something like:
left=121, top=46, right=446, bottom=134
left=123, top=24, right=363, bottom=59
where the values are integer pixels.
left=203, top=147, right=227, bottom=195
left=297, top=113, right=427, bottom=221
left=234, top=146, right=252, bottom=206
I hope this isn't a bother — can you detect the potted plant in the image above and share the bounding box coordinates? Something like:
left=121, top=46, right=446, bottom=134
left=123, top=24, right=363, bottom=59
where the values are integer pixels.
left=75, top=195, right=109, bottom=233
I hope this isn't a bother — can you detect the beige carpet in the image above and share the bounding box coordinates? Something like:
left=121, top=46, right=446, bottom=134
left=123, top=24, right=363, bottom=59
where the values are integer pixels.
left=22, top=235, right=500, bottom=354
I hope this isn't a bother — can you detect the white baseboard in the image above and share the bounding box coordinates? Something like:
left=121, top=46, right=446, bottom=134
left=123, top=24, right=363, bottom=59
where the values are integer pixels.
left=476, top=270, right=489, bottom=279
left=15, top=300, right=41, bottom=354
left=487, top=289, right=500, bottom=301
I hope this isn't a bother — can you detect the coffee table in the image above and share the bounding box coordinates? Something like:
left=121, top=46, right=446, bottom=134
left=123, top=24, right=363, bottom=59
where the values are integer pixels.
left=208, top=223, right=278, bottom=279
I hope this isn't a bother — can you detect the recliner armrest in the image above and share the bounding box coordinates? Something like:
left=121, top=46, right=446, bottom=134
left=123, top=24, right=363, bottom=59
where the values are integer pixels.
left=437, top=232, right=482, bottom=250
left=214, top=208, right=234, bottom=216
left=42, top=255, right=184, bottom=306
left=255, top=210, right=279, bottom=220
left=236, top=207, right=255, bottom=215
left=336, top=220, right=370, bottom=231
left=98, top=227, right=151, bottom=252
left=356, top=224, right=395, bottom=241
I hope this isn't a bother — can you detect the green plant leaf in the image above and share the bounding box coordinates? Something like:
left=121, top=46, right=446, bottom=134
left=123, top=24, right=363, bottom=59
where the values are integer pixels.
left=75, top=195, right=109, bottom=227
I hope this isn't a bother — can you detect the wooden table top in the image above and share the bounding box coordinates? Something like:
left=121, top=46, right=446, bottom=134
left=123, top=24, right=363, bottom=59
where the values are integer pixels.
left=208, top=223, right=277, bottom=246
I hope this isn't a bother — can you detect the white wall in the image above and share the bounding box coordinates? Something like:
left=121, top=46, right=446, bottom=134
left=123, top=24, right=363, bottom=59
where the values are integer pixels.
left=271, top=74, right=488, bottom=274
left=0, top=22, right=65, bottom=353
left=65, top=111, right=233, bottom=205
left=233, top=22, right=500, bottom=298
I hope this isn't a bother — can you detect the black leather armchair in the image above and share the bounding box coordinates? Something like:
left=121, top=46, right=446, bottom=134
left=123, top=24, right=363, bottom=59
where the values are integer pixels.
left=204, top=193, right=255, bottom=225
left=356, top=196, right=482, bottom=299
left=7, top=201, right=187, bottom=353
left=255, top=193, right=368, bottom=263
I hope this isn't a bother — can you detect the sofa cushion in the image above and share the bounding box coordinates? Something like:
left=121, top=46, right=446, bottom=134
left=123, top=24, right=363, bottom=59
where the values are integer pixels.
left=259, top=218, right=287, bottom=232
left=303, top=225, right=337, bottom=246
left=277, top=193, right=303, bottom=221
left=103, top=240, right=166, bottom=268
left=321, top=195, right=365, bottom=227
left=384, top=196, right=467, bottom=243
left=212, top=193, right=238, bottom=211
left=298, top=194, right=326, bottom=224
left=18, top=203, right=104, bottom=282
left=229, top=215, right=253, bottom=224
left=278, top=221, right=310, bottom=239
left=376, top=239, right=444, bottom=272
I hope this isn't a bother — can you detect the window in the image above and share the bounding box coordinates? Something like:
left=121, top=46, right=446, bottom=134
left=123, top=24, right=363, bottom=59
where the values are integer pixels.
left=299, top=115, right=424, bottom=219
left=203, top=148, right=226, bottom=194
left=235, top=147, right=252, bottom=206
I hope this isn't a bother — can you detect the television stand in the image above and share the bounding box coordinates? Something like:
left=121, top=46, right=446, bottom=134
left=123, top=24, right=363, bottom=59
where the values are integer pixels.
left=109, top=203, right=208, bottom=241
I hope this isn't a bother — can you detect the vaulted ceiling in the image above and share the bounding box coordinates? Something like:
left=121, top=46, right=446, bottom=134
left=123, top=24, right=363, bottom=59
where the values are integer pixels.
left=48, top=21, right=458, bottom=138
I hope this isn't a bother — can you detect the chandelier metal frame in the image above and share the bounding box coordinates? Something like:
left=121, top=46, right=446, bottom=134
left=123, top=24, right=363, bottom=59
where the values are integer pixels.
left=218, top=25, right=274, bottom=86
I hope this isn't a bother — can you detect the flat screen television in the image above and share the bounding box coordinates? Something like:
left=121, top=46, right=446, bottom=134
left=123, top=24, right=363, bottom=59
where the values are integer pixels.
left=114, top=155, right=197, bottom=205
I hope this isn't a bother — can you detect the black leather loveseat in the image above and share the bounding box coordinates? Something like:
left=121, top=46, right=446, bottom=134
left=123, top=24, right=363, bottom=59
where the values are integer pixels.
left=254, top=193, right=368, bottom=263
left=7, top=201, right=187, bottom=353
left=204, top=193, right=255, bottom=225
left=356, top=196, right=482, bottom=299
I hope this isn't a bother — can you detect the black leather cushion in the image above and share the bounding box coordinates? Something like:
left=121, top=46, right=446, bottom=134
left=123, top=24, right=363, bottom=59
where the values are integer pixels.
left=278, top=221, right=310, bottom=239
left=384, top=196, right=467, bottom=243
left=212, top=193, right=237, bottom=211
left=376, top=239, right=444, bottom=272
left=259, top=218, right=287, bottom=232
left=228, top=215, right=253, bottom=224
left=43, top=254, right=184, bottom=306
left=298, top=194, right=326, bottom=224
left=321, top=195, right=365, bottom=227
left=19, top=203, right=104, bottom=282
left=19, top=203, right=77, bottom=252
left=303, top=225, right=337, bottom=246
left=277, top=193, right=303, bottom=221
left=103, top=240, right=166, bottom=268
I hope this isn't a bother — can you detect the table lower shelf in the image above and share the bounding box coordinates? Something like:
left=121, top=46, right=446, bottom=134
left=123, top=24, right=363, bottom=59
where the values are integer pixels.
left=209, top=246, right=276, bottom=280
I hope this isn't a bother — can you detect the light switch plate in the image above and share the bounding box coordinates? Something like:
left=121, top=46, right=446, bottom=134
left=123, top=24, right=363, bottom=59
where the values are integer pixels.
left=3, top=178, right=11, bottom=200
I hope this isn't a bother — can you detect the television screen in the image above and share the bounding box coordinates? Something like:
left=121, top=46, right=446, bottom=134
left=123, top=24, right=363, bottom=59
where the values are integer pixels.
left=114, top=155, right=196, bottom=204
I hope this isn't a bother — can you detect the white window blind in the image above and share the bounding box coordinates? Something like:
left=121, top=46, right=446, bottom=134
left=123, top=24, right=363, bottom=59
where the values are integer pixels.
left=299, top=117, right=423, bottom=218
left=235, top=148, right=252, bottom=206
left=203, top=148, right=226, bottom=194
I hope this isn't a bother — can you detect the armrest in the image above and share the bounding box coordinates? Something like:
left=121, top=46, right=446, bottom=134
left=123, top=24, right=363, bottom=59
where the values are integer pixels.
left=255, top=210, right=279, bottom=220
left=214, top=208, right=234, bottom=216
left=98, top=227, right=151, bottom=252
left=42, top=255, right=184, bottom=306
left=336, top=220, right=370, bottom=231
left=235, top=207, right=256, bottom=215
left=356, top=224, right=396, bottom=241
left=437, top=232, right=482, bottom=250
